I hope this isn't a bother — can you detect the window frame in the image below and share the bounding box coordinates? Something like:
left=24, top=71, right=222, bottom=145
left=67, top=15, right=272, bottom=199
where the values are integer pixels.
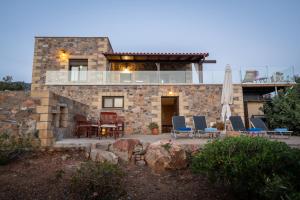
left=102, top=96, right=124, bottom=109
left=69, top=59, right=88, bottom=82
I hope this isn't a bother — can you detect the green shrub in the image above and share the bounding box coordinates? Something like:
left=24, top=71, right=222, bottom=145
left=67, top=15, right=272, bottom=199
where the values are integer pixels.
left=0, top=131, right=37, bottom=165
left=262, top=77, right=300, bottom=134
left=191, top=136, right=300, bottom=200
left=70, top=161, right=125, bottom=200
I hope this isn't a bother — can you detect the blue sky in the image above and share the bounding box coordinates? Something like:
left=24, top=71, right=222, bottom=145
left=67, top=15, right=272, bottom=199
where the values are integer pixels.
left=0, top=0, right=299, bottom=82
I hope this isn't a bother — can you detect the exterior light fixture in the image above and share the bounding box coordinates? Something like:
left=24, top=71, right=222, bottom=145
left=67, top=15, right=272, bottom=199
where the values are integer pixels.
left=59, top=50, right=68, bottom=61
left=121, top=56, right=133, bottom=60
left=123, top=68, right=130, bottom=73
left=122, top=63, right=131, bottom=73
left=168, top=91, right=173, bottom=95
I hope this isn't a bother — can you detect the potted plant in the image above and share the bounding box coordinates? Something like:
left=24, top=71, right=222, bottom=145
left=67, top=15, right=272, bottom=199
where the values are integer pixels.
left=212, top=121, right=225, bottom=131
left=148, top=122, right=159, bottom=135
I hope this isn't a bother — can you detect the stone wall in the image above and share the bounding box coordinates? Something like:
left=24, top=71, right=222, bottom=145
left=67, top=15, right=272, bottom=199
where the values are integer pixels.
left=31, top=37, right=113, bottom=91
left=0, top=91, right=39, bottom=135
left=32, top=90, right=89, bottom=146
left=47, top=84, right=244, bottom=135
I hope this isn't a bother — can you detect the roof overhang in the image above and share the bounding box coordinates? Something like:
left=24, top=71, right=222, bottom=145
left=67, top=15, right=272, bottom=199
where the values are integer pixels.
left=103, top=52, right=210, bottom=63
left=242, top=83, right=296, bottom=95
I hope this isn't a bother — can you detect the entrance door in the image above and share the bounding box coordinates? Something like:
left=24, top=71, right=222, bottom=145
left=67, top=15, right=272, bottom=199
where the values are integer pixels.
left=161, top=96, right=179, bottom=133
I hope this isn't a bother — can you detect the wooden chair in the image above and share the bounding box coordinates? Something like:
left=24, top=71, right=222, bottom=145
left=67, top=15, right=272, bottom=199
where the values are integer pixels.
left=99, top=112, right=119, bottom=139
left=117, top=116, right=125, bottom=136
left=74, top=114, right=98, bottom=138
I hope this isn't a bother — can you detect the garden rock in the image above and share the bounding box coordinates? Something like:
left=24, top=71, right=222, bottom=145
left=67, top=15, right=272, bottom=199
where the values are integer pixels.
left=109, top=139, right=141, bottom=162
left=90, top=149, right=118, bottom=164
left=145, top=140, right=187, bottom=172
left=180, top=143, right=202, bottom=155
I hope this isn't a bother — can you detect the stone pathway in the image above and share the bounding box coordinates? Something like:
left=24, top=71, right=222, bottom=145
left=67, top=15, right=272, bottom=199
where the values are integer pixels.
left=54, top=134, right=300, bottom=149
left=54, top=133, right=209, bottom=149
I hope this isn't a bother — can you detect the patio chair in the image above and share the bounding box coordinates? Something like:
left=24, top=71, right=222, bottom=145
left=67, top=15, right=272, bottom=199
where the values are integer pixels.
left=171, top=116, right=194, bottom=139
left=74, top=114, right=98, bottom=138
left=250, top=118, right=292, bottom=138
left=193, top=116, right=219, bottom=138
left=99, top=112, right=119, bottom=139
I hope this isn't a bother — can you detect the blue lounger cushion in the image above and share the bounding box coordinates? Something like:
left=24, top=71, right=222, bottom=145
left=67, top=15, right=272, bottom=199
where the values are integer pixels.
left=247, top=128, right=263, bottom=132
left=274, top=128, right=288, bottom=132
left=176, top=127, right=192, bottom=131
left=205, top=128, right=218, bottom=132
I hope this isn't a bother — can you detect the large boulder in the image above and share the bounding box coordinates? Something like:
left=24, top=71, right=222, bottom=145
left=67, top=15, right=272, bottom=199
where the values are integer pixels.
left=90, top=149, right=118, bottom=164
left=144, top=140, right=187, bottom=172
left=180, top=143, right=202, bottom=155
left=109, top=139, right=141, bottom=162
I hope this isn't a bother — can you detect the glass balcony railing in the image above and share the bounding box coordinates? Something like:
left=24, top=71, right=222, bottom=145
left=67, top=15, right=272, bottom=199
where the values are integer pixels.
left=240, top=66, right=295, bottom=84
left=45, top=67, right=296, bottom=85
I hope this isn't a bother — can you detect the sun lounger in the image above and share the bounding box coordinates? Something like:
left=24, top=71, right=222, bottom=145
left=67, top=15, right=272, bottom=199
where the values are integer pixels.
left=229, top=116, right=266, bottom=136
left=229, top=116, right=247, bottom=133
left=193, top=116, right=219, bottom=138
left=171, top=116, right=194, bottom=139
left=250, top=118, right=292, bottom=138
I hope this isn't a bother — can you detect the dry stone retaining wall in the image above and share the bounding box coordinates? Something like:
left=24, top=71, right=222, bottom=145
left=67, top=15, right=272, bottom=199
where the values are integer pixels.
left=0, top=91, right=39, bottom=135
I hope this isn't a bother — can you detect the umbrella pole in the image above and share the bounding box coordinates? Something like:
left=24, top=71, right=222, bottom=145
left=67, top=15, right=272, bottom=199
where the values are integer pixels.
left=224, top=116, right=227, bottom=135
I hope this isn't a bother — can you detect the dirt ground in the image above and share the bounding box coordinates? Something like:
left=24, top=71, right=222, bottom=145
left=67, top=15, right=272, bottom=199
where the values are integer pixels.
left=0, top=151, right=233, bottom=200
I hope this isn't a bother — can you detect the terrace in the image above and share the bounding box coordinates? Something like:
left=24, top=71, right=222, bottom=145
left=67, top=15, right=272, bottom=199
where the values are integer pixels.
left=45, top=52, right=296, bottom=86
left=45, top=66, right=295, bottom=86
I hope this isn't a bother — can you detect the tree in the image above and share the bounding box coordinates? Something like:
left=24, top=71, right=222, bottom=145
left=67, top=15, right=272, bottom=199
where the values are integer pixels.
left=262, top=76, right=300, bottom=134
left=2, top=75, right=13, bottom=82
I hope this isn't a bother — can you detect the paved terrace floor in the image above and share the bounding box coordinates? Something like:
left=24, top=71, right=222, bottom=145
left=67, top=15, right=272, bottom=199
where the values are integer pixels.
left=54, top=134, right=300, bottom=149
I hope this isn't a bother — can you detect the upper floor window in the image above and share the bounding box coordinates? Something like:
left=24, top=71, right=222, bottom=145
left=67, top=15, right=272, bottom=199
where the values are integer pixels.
left=69, top=59, right=88, bottom=81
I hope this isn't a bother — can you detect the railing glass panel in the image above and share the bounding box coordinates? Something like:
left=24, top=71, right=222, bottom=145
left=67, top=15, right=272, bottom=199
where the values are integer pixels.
left=45, top=67, right=295, bottom=85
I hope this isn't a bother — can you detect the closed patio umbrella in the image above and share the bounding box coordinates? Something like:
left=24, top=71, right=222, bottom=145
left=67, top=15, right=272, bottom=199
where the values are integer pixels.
left=221, top=65, right=233, bottom=133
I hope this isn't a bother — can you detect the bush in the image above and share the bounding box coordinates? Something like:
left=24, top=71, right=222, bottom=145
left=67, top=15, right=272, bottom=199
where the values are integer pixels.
left=0, top=131, right=38, bottom=165
left=70, top=161, right=125, bottom=200
left=262, top=76, right=300, bottom=134
left=191, top=137, right=300, bottom=200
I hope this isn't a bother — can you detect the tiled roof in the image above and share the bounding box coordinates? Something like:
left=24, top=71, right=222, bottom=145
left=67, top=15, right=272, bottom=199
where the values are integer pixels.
left=104, top=52, right=209, bottom=62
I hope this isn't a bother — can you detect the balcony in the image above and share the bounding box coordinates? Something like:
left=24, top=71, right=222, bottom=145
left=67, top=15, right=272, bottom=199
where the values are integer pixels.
left=45, top=67, right=296, bottom=85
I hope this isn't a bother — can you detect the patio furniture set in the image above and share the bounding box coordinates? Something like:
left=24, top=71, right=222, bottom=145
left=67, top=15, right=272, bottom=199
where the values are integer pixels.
left=74, top=112, right=124, bottom=139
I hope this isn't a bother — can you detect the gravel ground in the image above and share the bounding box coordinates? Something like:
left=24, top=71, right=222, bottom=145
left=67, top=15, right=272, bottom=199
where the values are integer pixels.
left=0, top=151, right=233, bottom=200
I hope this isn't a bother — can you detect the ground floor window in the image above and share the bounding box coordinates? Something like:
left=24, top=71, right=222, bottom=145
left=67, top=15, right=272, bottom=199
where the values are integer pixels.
left=102, top=96, right=124, bottom=108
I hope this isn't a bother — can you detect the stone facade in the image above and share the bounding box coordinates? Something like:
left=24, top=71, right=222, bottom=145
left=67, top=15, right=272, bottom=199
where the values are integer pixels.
left=31, top=37, right=113, bottom=91
left=31, top=37, right=245, bottom=146
left=48, top=84, right=244, bottom=135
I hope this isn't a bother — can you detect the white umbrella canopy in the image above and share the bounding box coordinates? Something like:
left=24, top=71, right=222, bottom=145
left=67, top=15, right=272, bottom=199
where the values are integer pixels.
left=221, top=65, right=233, bottom=123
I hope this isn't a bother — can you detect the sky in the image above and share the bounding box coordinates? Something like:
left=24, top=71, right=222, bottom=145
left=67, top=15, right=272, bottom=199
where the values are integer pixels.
left=0, top=0, right=299, bottom=82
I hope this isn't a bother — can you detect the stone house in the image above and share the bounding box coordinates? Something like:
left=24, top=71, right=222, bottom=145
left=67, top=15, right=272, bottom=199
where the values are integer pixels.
left=31, top=37, right=295, bottom=146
